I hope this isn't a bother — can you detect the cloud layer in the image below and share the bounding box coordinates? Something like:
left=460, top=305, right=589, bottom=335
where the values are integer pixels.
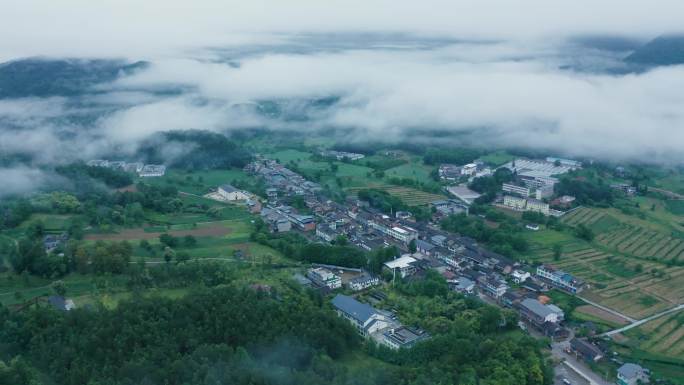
left=1, top=1, right=684, bottom=195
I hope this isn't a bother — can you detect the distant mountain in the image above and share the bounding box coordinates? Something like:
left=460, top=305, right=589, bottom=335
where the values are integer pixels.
left=571, top=35, right=643, bottom=52
left=0, top=58, right=148, bottom=98
left=624, top=34, right=684, bottom=66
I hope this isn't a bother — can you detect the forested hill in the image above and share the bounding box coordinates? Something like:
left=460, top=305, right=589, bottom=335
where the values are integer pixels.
left=624, top=34, right=684, bottom=66
left=0, top=58, right=148, bottom=98
left=136, top=130, right=253, bottom=170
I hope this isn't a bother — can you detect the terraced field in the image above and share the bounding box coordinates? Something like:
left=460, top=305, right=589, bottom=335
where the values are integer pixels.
left=621, top=309, right=684, bottom=360
left=529, top=241, right=684, bottom=319
left=346, top=185, right=446, bottom=206
left=563, top=207, right=684, bottom=263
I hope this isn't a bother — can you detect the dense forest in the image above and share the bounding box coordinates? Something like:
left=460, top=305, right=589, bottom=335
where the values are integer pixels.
left=136, top=130, right=252, bottom=170
left=0, top=278, right=552, bottom=385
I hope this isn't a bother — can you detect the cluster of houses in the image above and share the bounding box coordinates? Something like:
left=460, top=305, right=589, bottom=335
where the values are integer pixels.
left=87, top=159, right=166, bottom=177
left=332, top=294, right=430, bottom=350
left=319, top=150, right=365, bottom=161
left=43, top=233, right=69, bottom=253
left=438, top=161, right=492, bottom=182
left=245, top=157, right=321, bottom=198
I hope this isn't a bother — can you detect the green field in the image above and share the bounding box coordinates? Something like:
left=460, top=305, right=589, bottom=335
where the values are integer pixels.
left=385, top=158, right=436, bottom=185
left=141, top=168, right=250, bottom=195
left=479, top=150, right=516, bottom=166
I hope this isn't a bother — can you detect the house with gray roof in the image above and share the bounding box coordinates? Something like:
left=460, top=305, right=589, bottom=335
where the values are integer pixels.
left=617, top=363, right=649, bottom=385
left=331, top=294, right=389, bottom=337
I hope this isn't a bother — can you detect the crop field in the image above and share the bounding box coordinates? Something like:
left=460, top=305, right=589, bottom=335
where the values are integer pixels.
left=529, top=240, right=684, bottom=319
left=346, top=185, right=446, bottom=206
left=614, top=310, right=684, bottom=384
left=594, top=223, right=684, bottom=262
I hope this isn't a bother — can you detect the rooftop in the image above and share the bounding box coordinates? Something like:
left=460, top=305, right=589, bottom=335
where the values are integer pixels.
left=331, top=294, right=378, bottom=324
left=384, top=255, right=417, bottom=269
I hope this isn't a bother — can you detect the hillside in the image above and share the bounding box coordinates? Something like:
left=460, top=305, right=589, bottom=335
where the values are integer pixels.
left=0, top=58, right=147, bottom=98
left=625, top=34, right=684, bottom=66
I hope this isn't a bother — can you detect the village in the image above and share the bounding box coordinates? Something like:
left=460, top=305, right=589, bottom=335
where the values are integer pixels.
left=181, top=154, right=652, bottom=385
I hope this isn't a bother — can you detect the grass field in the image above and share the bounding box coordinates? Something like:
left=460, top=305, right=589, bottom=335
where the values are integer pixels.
left=19, top=213, right=82, bottom=232
left=385, top=159, right=436, bottom=185
left=141, top=168, right=250, bottom=195
left=479, top=150, right=516, bottom=166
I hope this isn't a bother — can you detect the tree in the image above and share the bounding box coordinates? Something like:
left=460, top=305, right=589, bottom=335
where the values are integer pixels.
left=408, top=239, right=417, bottom=253
left=552, top=244, right=563, bottom=261
left=183, top=235, right=197, bottom=248
left=51, top=280, right=67, bottom=297
left=159, top=233, right=178, bottom=248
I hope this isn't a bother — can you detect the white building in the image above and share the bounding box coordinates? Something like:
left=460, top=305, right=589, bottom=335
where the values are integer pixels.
left=332, top=295, right=390, bottom=337
left=218, top=184, right=250, bottom=201
left=503, top=195, right=527, bottom=210
left=307, top=267, right=342, bottom=289
left=347, top=274, right=380, bottom=291
left=526, top=198, right=550, bottom=215
left=388, top=225, right=418, bottom=244
left=512, top=270, right=531, bottom=284
left=139, top=164, right=166, bottom=177
left=461, top=163, right=478, bottom=176
left=384, top=255, right=417, bottom=278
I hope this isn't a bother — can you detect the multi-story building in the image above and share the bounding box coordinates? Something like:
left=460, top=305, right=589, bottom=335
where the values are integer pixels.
left=503, top=195, right=527, bottom=210
left=536, top=265, right=584, bottom=294
left=526, top=198, right=550, bottom=215
left=502, top=183, right=531, bottom=197
left=307, top=267, right=342, bottom=289
left=519, top=298, right=561, bottom=327
left=478, top=275, right=508, bottom=298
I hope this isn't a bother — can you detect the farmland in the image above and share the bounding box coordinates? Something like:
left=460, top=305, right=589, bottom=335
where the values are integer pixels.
left=346, top=185, right=446, bottom=206
left=613, top=310, right=684, bottom=384
left=526, top=205, right=684, bottom=319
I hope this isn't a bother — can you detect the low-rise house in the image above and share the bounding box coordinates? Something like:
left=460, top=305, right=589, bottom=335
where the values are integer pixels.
left=382, top=326, right=430, bottom=350
left=218, top=184, right=250, bottom=201
left=48, top=296, right=75, bottom=311
left=616, top=363, right=649, bottom=385
left=570, top=338, right=604, bottom=362
left=307, top=267, right=342, bottom=289
left=316, top=224, right=336, bottom=242
left=478, top=275, right=508, bottom=298
left=536, top=265, right=584, bottom=294
left=246, top=199, right=262, bottom=214
left=347, top=274, right=380, bottom=291
left=519, top=298, right=561, bottom=327
left=512, top=270, right=531, bottom=284
left=383, top=255, right=418, bottom=278
left=452, top=276, right=475, bottom=294
left=415, top=239, right=435, bottom=256
left=43, top=233, right=68, bottom=252
left=501, top=291, right=523, bottom=308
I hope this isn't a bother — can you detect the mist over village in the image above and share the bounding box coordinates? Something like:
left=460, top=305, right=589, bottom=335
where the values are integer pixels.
left=0, top=1, right=683, bottom=385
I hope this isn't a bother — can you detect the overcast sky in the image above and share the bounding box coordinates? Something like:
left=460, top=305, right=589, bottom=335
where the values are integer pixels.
left=2, top=0, right=684, bottom=60
left=1, top=1, right=684, bottom=196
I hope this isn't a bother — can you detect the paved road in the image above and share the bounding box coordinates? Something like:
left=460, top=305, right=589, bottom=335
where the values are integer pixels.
left=552, top=337, right=613, bottom=385
left=577, top=296, right=636, bottom=323
left=554, top=362, right=589, bottom=385
left=601, top=303, right=684, bottom=337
